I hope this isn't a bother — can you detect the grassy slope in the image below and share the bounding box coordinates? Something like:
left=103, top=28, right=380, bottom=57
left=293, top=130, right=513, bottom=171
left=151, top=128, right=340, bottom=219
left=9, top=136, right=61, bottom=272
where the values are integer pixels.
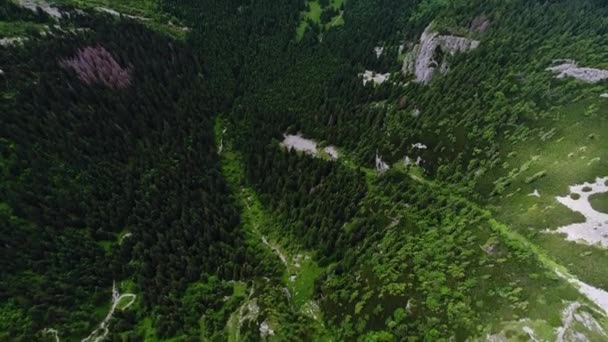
left=404, top=168, right=600, bottom=335
left=284, top=128, right=607, bottom=338
left=215, top=117, right=332, bottom=340
left=296, top=0, right=346, bottom=41
left=0, top=21, right=45, bottom=38
left=51, top=0, right=188, bottom=39
left=481, top=98, right=608, bottom=289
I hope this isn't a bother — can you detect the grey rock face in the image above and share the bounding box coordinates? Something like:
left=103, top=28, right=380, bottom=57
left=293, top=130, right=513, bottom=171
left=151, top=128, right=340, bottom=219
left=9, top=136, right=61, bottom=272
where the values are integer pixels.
left=16, top=0, right=62, bottom=18
left=547, top=61, right=608, bottom=83
left=0, top=37, right=26, bottom=47
left=402, top=23, right=480, bottom=84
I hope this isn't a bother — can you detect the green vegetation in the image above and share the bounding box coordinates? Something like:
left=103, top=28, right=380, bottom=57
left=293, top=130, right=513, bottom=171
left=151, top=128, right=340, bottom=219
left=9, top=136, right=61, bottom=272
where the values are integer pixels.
left=216, top=116, right=335, bottom=340
left=479, top=99, right=608, bottom=289
left=53, top=0, right=189, bottom=38
left=4, top=0, right=608, bottom=340
left=0, top=1, right=52, bottom=39
left=0, top=20, right=44, bottom=37
left=296, top=0, right=347, bottom=41
left=590, top=192, right=608, bottom=213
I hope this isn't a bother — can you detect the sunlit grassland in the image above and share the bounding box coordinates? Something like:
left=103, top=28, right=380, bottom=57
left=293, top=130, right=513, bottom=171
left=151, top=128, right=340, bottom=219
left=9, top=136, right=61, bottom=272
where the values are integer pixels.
left=480, top=98, right=608, bottom=290
left=296, top=0, right=347, bottom=41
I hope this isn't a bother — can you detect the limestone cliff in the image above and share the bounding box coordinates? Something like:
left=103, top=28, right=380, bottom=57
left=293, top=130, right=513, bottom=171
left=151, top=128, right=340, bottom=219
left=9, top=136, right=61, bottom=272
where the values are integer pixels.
left=402, top=23, right=480, bottom=84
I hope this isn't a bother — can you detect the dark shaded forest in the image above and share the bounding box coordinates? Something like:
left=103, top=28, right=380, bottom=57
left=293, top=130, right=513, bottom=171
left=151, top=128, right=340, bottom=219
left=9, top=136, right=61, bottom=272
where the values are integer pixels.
left=2, top=0, right=608, bottom=340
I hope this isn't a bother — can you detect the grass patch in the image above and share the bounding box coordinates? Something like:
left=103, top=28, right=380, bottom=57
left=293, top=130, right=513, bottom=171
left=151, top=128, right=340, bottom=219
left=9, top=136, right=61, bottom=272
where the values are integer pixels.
left=589, top=191, right=608, bottom=213
left=296, top=0, right=346, bottom=41
left=294, top=261, right=323, bottom=306
left=215, top=115, right=325, bottom=309
left=97, top=240, right=112, bottom=253
left=53, top=0, right=188, bottom=39
left=330, top=0, right=346, bottom=10
left=296, top=0, right=321, bottom=41
left=0, top=21, right=44, bottom=38
left=477, top=99, right=608, bottom=290
left=536, top=233, right=608, bottom=290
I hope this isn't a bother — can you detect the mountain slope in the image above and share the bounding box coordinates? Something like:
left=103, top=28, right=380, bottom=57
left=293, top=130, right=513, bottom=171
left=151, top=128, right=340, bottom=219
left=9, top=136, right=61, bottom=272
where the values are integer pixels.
left=2, top=0, right=608, bottom=340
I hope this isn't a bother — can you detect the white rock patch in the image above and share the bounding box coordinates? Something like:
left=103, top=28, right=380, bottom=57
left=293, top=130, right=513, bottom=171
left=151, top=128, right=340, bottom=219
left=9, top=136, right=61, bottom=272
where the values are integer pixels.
left=42, top=328, right=60, bottom=342
left=546, top=176, right=608, bottom=247
left=571, top=278, right=608, bottom=316
left=412, top=142, right=427, bottom=150
left=281, top=134, right=339, bottom=160
left=528, top=189, right=541, bottom=198
left=119, top=232, right=132, bottom=244
left=556, top=270, right=608, bottom=316
left=398, top=44, right=405, bottom=56
left=404, top=156, right=423, bottom=167
left=555, top=301, right=607, bottom=342
left=0, top=37, right=26, bottom=47
left=374, top=46, right=384, bottom=58
left=402, top=23, right=480, bottom=84
left=16, top=0, right=62, bottom=18
left=323, top=146, right=339, bottom=159
left=556, top=302, right=584, bottom=342
left=375, top=152, right=389, bottom=173
left=218, top=127, right=227, bottom=154
left=281, top=134, right=318, bottom=155
left=485, top=334, right=507, bottom=342
left=259, top=320, right=275, bottom=337
left=522, top=326, right=542, bottom=342
left=301, top=301, right=321, bottom=320
left=600, top=93, right=608, bottom=99
left=575, top=310, right=607, bottom=335
left=360, top=70, right=390, bottom=86
left=547, top=61, right=608, bottom=84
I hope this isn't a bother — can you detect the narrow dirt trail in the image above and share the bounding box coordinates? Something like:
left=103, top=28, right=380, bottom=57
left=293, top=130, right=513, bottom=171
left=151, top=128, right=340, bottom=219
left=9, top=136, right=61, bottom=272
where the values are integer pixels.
left=82, top=282, right=136, bottom=342
left=42, top=281, right=136, bottom=342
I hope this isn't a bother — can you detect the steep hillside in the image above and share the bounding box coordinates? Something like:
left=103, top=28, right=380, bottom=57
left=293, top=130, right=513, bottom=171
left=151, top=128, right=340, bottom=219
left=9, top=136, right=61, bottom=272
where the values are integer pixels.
left=2, top=0, right=608, bottom=341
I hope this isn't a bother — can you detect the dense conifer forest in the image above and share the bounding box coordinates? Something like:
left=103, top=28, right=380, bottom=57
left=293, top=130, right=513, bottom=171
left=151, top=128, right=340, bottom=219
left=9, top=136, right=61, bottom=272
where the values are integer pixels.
left=2, top=0, right=608, bottom=340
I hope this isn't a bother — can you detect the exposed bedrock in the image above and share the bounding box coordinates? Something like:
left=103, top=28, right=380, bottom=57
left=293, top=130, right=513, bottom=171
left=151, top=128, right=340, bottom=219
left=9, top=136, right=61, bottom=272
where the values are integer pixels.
left=402, top=23, right=480, bottom=84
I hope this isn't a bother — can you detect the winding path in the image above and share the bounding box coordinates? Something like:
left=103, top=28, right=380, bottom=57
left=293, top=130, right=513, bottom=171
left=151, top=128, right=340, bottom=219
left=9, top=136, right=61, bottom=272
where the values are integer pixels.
left=42, top=281, right=136, bottom=342
left=82, top=282, right=136, bottom=342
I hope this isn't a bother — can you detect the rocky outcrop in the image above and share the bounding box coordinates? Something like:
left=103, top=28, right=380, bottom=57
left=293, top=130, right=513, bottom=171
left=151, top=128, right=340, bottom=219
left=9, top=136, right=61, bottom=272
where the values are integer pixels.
left=547, top=61, right=608, bottom=83
left=360, top=70, right=390, bottom=86
left=374, top=46, right=384, bottom=58
left=402, top=23, right=480, bottom=84
left=375, top=152, right=389, bottom=173
left=0, top=37, right=26, bottom=47
left=16, top=0, right=62, bottom=18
